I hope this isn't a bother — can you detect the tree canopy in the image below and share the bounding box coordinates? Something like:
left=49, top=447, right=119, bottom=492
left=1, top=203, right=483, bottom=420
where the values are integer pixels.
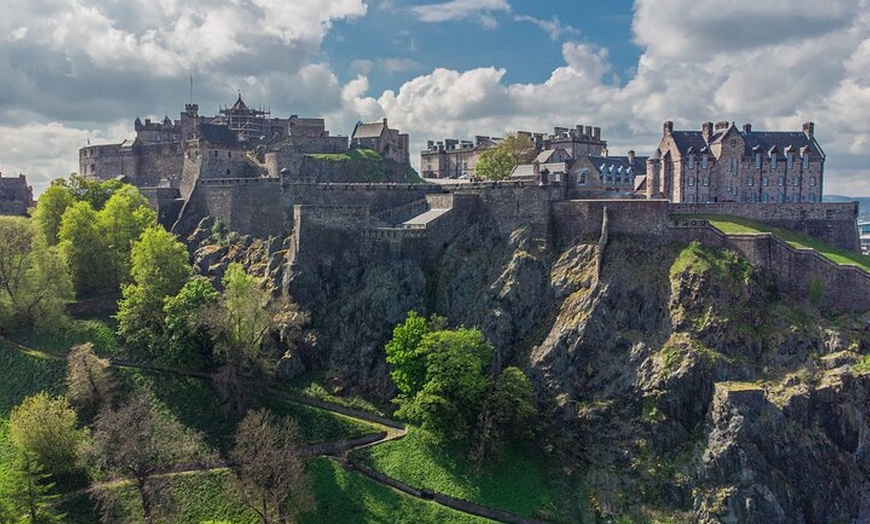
left=474, top=134, right=537, bottom=181
left=8, top=392, right=85, bottom=476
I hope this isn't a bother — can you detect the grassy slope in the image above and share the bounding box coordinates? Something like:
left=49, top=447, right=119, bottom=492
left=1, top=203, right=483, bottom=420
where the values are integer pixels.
left=302, top=457, right=492, bottom=524
left=355, top=428, right=558, bottom=519
left=681, top=213, right=870, bottom=271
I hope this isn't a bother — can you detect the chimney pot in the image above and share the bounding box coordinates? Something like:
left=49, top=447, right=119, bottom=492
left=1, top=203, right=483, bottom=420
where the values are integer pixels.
left=663, top=121, right=674, bottom=136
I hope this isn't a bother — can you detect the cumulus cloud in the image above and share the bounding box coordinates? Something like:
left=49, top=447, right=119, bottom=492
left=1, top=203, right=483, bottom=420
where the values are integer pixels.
left=412, top=0, right=510, bottom=26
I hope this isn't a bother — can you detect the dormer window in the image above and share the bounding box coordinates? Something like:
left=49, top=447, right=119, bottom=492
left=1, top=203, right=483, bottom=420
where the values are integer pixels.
left=700, top=155, right=708, bottom=169
left=754, top=152, right=762, bottom=169
left=786, top=152, right=794, bottom=170
left=770, top=153, right=777, bottom=170
left=687, top=155, right=695, bottom=169
left=802, top=153, right=809, bottom=169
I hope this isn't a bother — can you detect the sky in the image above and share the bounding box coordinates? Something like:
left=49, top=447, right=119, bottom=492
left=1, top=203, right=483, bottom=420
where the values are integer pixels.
left=1, top=0, right=869, bottom=196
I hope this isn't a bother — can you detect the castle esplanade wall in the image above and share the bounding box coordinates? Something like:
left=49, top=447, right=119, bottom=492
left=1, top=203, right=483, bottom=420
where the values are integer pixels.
left=552, top=199, right=671, bottom=248
left=178, top=177, right=284, bottom=237
left=670, top=201, right=860, bottom=251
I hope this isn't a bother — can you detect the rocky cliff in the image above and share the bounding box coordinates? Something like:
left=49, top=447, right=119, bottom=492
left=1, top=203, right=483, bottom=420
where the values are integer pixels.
left=187, top=215, right=870, bottom=523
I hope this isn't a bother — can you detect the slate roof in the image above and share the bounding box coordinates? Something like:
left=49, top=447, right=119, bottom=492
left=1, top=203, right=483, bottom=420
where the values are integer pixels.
left=352, top=122, right=386, bottom=139
left=587, top=155, right=647, bottom=176
left=535, top=148, right=570, bottom=163
left=670, top=128, right=824, bottom=158
left=198, top=123, right=239, bottom=146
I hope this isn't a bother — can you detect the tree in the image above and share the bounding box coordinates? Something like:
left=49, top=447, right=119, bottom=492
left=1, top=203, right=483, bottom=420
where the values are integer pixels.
left=0, top=217, right=73, bottom=333
left=206, top=264, right=277, bottom=414
left=394, top=327, right=493, bottom=442
left=228, top=409, right=313, bottom=524
left=58, top=201, right=112, bottom=297
left=66, top=343, right=114, bottom=417
left=8, top=392, right=85, bottom=476
left=0, top=453, right=64, bottom=524
left=473, top=366, right=537, bottom=465
left=82, top=393, right=214, bottom=524
left=30, top=185, right=74, bottom=246
left=384, top=310, right=430, bottom=398
left=116, top=227, right=192, bottom=354
left=474, top=134, right=537, bottom=180
left=96, top=186, right=157, bottom=288
left=160, top=277, right=220, bottom=369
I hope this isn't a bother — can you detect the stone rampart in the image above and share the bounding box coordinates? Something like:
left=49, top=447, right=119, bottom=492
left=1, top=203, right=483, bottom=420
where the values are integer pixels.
left=670, top=202, right=860, bottom=251
left=177, top=177, right=283, bottom=237
left=670, top=220, right=870, bottom=313
left=552, top=199, right=671, bottom=248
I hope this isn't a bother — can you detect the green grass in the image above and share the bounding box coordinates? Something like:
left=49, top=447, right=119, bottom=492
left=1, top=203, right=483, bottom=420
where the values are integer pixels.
left=9, top=317, right=119, bottom=357
left=302, top=457, right=492, bottom=524
left=354, top=428, right=558, bottom=520
left=306, top=149, right=382, bottom=162
left=683, top=214, right=870, bottom=271
left=282, top=371, right=388, bottom=416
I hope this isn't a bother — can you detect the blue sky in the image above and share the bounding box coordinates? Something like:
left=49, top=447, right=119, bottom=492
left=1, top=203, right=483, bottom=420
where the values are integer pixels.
left=0, top=0, right=868, bottom=196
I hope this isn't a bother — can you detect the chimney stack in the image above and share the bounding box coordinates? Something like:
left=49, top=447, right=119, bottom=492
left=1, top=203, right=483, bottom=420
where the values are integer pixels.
left=663, top=121, right=674, bottom=136
left=802, top=121, right=815, bottom=138
left=627, top=150, right=635, bottom=164
left=701, top=121, right=713, bottom=143
left=742, top=123, right=752, bottom=134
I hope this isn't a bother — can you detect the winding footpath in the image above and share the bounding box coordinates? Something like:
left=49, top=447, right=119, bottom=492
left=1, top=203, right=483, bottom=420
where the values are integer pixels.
left=1, top=337, right=550, bottom=524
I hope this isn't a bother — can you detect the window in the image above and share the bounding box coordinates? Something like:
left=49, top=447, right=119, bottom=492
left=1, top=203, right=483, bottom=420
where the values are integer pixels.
left=687, top=194, right=695, bottom=203
left=771, top=155, right=777, bottom=170
left=810, top=192, right=817, bottom=202
left=762, top=176, right=769, bottom=187
left=786, top=153, right=794, bottom=170
left=746, top=176, right=754, bottom=187
left=755, top=152, right=762, bottom=169
left=686, top=155, right=694, bottom=169
left=809, top=176, right=816, bottom=187
left=226, top=169, right=231, bottom=175
left=701, top=156, right=708, bottom=169
left=763, top=193, right=770, bottom=203
left=777, top=176, right=784, bottom=186
left=730, top=139, right=737, bottom=146
left=792, top=177, right=799, bottom=187
left=802, top=154, right=809, bottom=169
left=228, top=151, right=232, bottom=158
left=702, top=177, right=710, bottom=186
left=687, top=176, right=695, bottom=187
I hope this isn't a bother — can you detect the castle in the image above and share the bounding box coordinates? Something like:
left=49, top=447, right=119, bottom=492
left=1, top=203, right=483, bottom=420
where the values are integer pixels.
left=0, top=173, right=34, bottom=216
left=644, top=120, right=824, bottom=203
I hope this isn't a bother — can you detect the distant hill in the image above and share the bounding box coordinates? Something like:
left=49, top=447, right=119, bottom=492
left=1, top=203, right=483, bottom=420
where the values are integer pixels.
left=825, top=195, right=870, bottom=222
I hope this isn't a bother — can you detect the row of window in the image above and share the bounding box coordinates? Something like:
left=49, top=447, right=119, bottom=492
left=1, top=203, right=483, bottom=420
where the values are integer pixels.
left=685, top=176, right=816, bottom=187
left=684, top=153, right=811, bottom=171
left=684, top=192, right=818, bottom=204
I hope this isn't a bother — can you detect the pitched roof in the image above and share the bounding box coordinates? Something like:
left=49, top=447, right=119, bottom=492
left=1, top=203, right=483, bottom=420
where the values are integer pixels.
left=669, top=127, right=824, bottom=158
left=535, top=148, right=571, bottom=163
left=198, top=123, right=238, bottom=146
left=352, top=122, right=386, bottom=139
left=586, top=155, right=646, bottom=176
left=231, top=94, right=249, bottom=112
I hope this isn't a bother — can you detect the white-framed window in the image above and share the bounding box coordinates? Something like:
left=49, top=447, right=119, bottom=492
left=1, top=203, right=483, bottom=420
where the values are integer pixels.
left=755, top=152, right=762, bottom=169
left=702, top=177, right=710, bottom=186
left=686, top=155, right=694, bottom=169
left=687, top=176, right=695, bottom=187
left=701, top=156, right=708, bottom=169
left=746, top=176, right=754, bottom=186
left=786, top=153, right=794, bottom=170
left=791, top=177, right=799, bottom=187
left=777, top=176, right=784, bottom=186
left=763, top=193, right=770, bottom=203
left=762, top=176, right=769, bottom=187
left=771, top=154, right=778, bottom=170
left=802, top=154, right=809, bottom=169
left=687, top=194, right=695, bottom=203
left=809, top=176, right=816, bottom=187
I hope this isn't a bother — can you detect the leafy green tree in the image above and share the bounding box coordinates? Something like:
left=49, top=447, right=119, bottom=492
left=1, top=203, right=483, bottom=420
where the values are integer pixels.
left=0, top=217, right=73, bottom=332
left=58, top=201, right=112, bottom=297
left=30, top=185, right=74, bottom=246
left=206, top=263, right=277, bottom=415
left=384, top=310, right=430, bottom=398
left=0, top=453, right=64, bottom=524
left=474, top=134, right=537, bottom=180
left=81, top=392, right=214, bottom=524
left=8, top=392, right=85, bottom=476
left=116, top=227, right=191, bottom=354
left=228, top=409, right=313, bottom=524
left=160, top=277, right=219, bottom=369
left=96, top=186, right=157, bottom=288
left=54, top=174, right=124, bottom=211
left=66, top=343, right=114, bottom=418
left=473, top=366, right=537, bottom=465
left=394, top=328, right=493, bottom=441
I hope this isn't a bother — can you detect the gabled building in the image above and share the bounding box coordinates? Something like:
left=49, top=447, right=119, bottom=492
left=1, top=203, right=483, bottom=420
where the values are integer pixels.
left=646, top=120, right=825, bottom=203
left=351, top=118, right=410, bottom=165
left=510, top=147, right=644, bottom=198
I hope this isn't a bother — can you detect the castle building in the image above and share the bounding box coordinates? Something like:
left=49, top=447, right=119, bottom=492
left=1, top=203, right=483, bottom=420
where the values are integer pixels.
left=510, top=147, right=645, bottom=197
left=351, top=118, right=410, bottom=165
left=0, top=173, right=34, bottom=216
left=420, top=125, right=607, bottom=179
left=645, top=120, right=825, bottom=203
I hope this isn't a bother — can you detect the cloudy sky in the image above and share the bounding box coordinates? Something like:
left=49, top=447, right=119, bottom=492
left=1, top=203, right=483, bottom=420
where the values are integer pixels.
left=1, top=0, right=869, bottom=196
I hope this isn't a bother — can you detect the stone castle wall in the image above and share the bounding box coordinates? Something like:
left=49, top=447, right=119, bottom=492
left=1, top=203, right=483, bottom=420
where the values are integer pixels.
left=178, top=177, right=284, bottom=237
left=552, top=199, right=672, bottom=248
left=670, top=202, right=859, bottom=251
left=670, top=221, right=870, bottom=313
left=137, top=143, right=184, bottom=187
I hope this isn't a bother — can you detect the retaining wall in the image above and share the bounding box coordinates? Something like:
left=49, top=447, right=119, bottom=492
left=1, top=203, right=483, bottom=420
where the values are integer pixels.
left=178, top=177, right=284, bottom=237
left=552, top=199, right=671, bottom=248
left=670, top=220, right=870, bottom=313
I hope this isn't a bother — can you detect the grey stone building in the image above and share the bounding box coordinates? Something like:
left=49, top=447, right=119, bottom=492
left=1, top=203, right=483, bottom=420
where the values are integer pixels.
left=351, top=118, right=410, bottom=165
left=0, top=173, right=34, bottom=216
left=646, top=120, right=825, bottom=203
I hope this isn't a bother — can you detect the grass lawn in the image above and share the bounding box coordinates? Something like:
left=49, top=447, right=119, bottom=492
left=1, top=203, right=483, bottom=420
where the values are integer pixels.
left=681, top=214, right=870, bottom=271
left=282, top=370, right=388, bottom=416
left=353, top=428, right=560, bottom=520
left=306, top=149, right=382, bottom=162
left=302, top=457, right=492, bottom=524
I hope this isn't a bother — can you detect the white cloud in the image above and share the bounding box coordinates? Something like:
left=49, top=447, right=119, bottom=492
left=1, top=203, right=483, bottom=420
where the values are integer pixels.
left=377, top=58, right=425, bottom=75
left=514, top=15, right=580, bottom=41
left=412, top=0, right=510, bottom=25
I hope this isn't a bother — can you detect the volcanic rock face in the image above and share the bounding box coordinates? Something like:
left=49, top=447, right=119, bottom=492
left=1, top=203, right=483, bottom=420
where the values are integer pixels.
left=189, top=217, right=870, bottom=522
